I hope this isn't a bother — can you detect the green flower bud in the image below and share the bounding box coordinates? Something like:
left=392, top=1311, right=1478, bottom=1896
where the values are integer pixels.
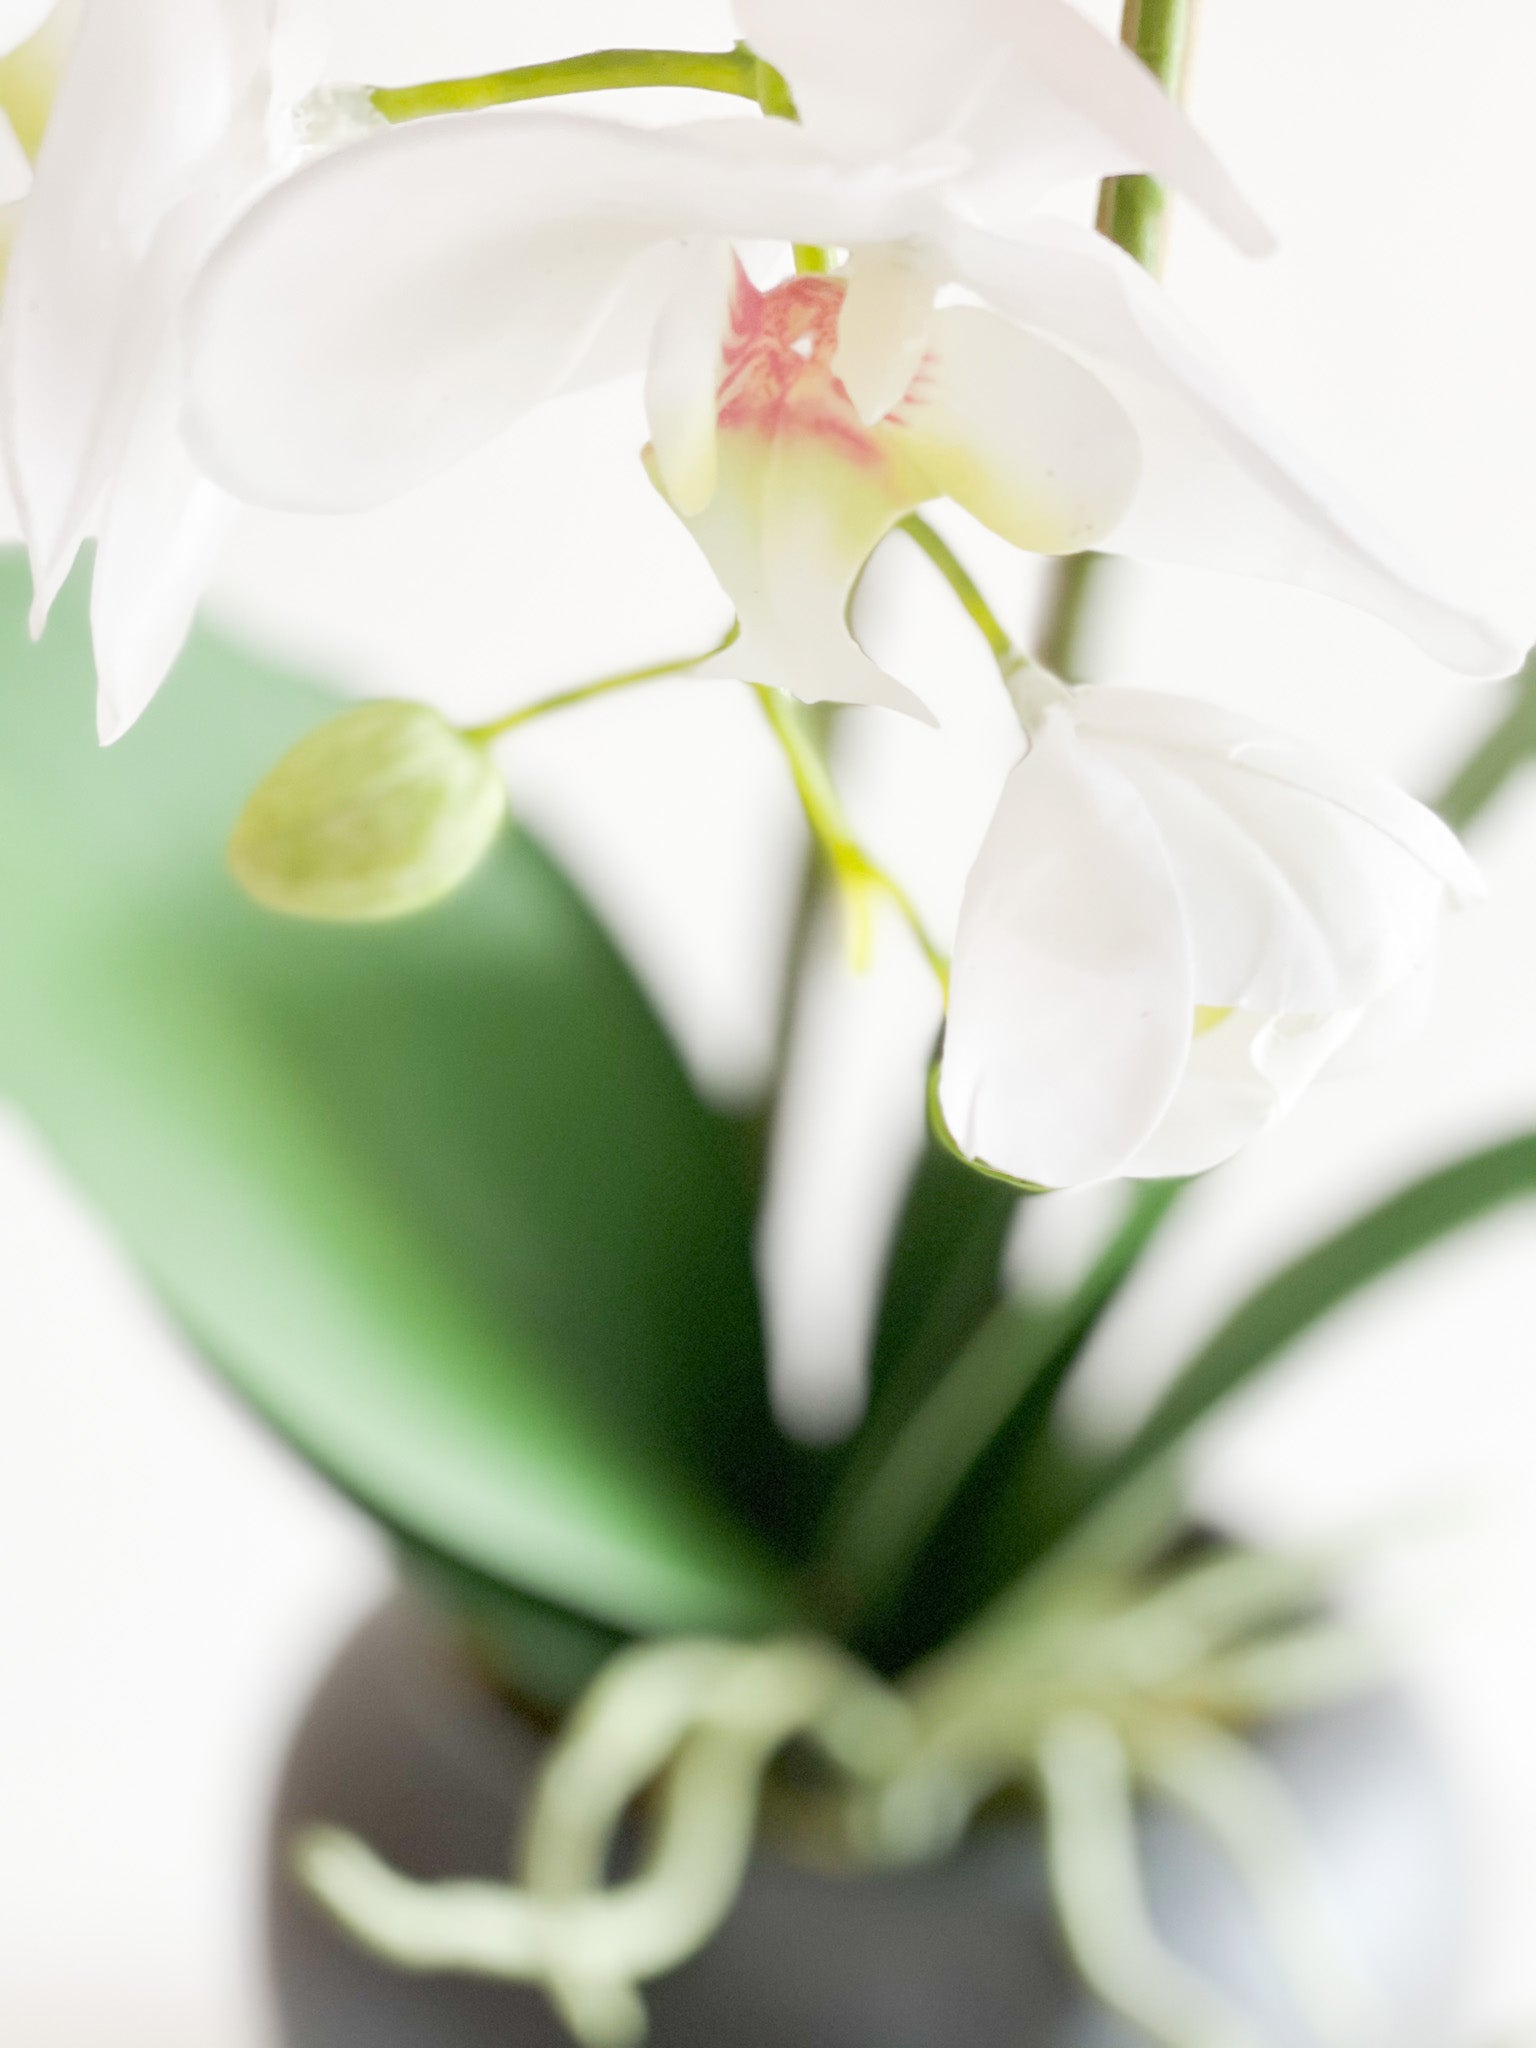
left=229, top=702, right=507, bottom=921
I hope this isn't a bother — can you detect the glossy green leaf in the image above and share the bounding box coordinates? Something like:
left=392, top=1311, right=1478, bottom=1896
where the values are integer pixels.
left=229, top=699, right=507, bottom=920
left=0, top=557, right=797, bottom=1637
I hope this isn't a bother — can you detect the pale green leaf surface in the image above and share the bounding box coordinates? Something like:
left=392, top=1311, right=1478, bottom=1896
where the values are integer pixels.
left=0, top=557, right=795, bottom=1636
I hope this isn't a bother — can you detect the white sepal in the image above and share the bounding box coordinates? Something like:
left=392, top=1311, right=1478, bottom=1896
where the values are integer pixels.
left=943, top=684, right=1477, bottom=1187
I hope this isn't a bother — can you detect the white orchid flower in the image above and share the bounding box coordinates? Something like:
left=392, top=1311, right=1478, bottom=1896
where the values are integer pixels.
left=938, top=676, right=1481, bottom=1189
left=182, top=2, right=1518, bottom=697
left=0, top=0, right=53, bottom=64
left=0, top=0, right=361, bottom=742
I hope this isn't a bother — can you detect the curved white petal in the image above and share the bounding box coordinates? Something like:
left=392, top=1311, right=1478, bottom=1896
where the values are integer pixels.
left=947, top=217, right=1525, bottom=678
left=833, top=249, right=939, bottom=425
left=1123, top=1007, right=1359, bottom=1180
left=653, top=269, right=935, bottom=720
left=643, top=239, right=736, bottom=518
left=940, top=707, right=1193, bottom=1187
left=0, top=0, right=55, bottom=58
left=1076, top=685, right=1482, bottom=896
left=1, top=0, right=269, bottom=619
left=896, top=303, right=1141, bottom=554
left=737, top=0, right=1268, bottom=253
left=183, top=109, right=926, bottom=513
left=0, top=109, right=26, bottom=203
left=92, top=424, right=232, bottom=744
left=670, top=432, right=934, bottom=722
left=1072, top=686, right=1474, bottom=1013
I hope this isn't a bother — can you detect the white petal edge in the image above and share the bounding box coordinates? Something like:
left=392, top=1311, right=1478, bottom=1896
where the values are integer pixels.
left=644, top=239, right=736, bottom=518
left=895, top=303, right=1141, bottom=555
left=1071, top=686, right=1475, bottom=1013
left=946, top=216, right=1526, bottom=679
left=1, top=0, right=267, bottom=621
left=0, top=0, right=56, bottom=59
left=183, top=109, right=927, bottom=513
left=737, top=0, right=1270, bottom=253
left=940, top=707, right=1193, bottom=1187
left=1122, top=1007, right=1360, bottom=1180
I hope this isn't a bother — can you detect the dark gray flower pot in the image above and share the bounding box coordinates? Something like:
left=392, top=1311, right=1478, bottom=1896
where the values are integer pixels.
left=268, top=1591, right=1466, bottom=2048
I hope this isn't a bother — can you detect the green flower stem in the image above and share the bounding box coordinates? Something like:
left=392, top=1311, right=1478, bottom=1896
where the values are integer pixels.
left=1038, top=0, right=1202, bottom=684
left=1096, top=0, right=1203, bottom=276
left=463, top=626, right=739, bottom=746
left=1433, top=645, right=1536, bottom=831
left=897, top=514, right=1018, bottom=676
left=755, top=686, right=949, bottom=997
left=371, top=43, right=768, bottom=123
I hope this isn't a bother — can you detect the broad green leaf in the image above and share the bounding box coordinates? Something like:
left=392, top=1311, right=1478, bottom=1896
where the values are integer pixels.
left=1042, top=1133, right=1536, bottom=1555
left=0, top=557, right=798, bottom=1637
left=229, top=699, right=507, bottom=920
left=394, top=1533, right=624, bottom=1712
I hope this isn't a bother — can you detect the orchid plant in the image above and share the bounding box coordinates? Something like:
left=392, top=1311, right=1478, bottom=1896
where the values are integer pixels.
left=1, top=1, right=1534, bottom=2044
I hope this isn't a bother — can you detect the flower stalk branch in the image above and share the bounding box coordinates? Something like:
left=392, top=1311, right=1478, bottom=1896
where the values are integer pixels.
left=463, top=626, right=740, bottom=746
left=755, top=687, right=950, bottom=997
left=1040, top=0, right=1204, bottom=682
left=897, top=514, right=1019, bottom=677
left=370, top=43, right=777, bottom=124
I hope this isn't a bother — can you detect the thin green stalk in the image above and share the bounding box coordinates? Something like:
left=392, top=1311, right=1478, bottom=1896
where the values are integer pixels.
left=1096, top=0, right=1203, bottom=275
left=1037, top=554, right=1110, bottom=684
left=1434, top=646, right=1536, bottom=832
left=1038, top=0, right=1201, bottom=683
left=897, top=515, right=1018, bottom=675
left=464, top=626, right=738, bottom=745
left=756, top=688, right=949, bottom=995
left=371, top=44, right=765, bottom=123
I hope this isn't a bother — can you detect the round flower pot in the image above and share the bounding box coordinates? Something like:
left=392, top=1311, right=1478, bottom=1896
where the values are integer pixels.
left=267, top=1590, right=1467, bottom=2048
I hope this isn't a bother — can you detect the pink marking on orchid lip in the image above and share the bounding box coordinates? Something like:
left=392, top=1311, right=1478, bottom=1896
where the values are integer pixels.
left=715, top=265, right=917, bottom=468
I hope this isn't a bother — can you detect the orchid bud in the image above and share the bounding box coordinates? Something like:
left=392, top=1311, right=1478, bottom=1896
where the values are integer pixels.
left=228, top=702, right=508, bottom=922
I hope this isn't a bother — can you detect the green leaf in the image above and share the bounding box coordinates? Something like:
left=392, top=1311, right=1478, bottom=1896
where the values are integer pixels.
left=1433, top=647, right=1536, bottom=833
left=867, top=1125, right=1020, bottom=1419
left=1052, top=1133, right=1536, bottom=1550
left=0, top=556, right=798, bottom=1638
left=393, top=1532, right=624, bottom=1713
left=229, top=699, right=508, bottom=920
left=817, top=1180, right=1182, bottom=1661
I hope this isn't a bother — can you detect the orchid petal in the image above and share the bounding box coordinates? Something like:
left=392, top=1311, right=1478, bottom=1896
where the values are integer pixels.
left=833, top=249, right=938, bottom=426
left=0, top=109, right=27, bottom=205
left=1123, top=1007, right=1358, bottom=1180
left=940, top=707, right=1192, bottom=1188
left=896, top=303, right=1140, bottom=555
left=183, top=110, right=924, bottom=513
left=0, top=0, right=55, bottom=58
left=947, top=218, right=1524, bottom=677
left=643, top=239, right=736, bottom=519
left=1074, top=687, right=1473, bottom=1012
left=672, top=432, right=934, bottom=722
left=1, top=0, right=268, bottom=621
left=90, top=362, right=233, bottom=744
left=737, top=0, right=1269, bottom=252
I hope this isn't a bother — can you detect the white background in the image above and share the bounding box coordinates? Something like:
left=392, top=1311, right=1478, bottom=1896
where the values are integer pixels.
left=3, top=0, right=1535, bottom=2039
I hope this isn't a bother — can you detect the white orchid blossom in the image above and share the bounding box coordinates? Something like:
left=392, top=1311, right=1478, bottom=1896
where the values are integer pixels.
left=938, top=675, right=1481, bottom=1189
left=0, top=0, right=363, bottom=742
left=180, top=0, right=1519, bottom=695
